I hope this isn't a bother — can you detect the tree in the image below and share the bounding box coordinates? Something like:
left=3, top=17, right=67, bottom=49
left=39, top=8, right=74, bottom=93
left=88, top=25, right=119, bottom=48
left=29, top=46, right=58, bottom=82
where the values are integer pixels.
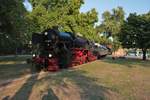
left=0, top=0, right=27, bottom=54
left=26, top=0, right=98, bottom=41
left=96, top=7, right=125, bottom=50
left=100, top=7, right=125, bottom=36
left=119, top=13, right=150, bottom=60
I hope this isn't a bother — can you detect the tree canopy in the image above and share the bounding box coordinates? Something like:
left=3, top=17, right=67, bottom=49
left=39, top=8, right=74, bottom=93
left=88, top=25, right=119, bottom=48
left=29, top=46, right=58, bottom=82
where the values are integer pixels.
left=26, top=0, right=98, bottom=41
left=97, top=7, right=125, bottom=37
left=0, top=0, right=27, bottom=54
left=119, top=12, right=150, bottom=60
left=96, top=7, right=125, bottom=51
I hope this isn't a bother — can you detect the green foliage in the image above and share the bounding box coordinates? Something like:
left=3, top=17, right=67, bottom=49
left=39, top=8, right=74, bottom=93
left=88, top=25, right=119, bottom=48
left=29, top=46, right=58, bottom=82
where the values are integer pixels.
left=26, top=0, right=98, bottom=42
left=96, top=7, right=125, bottom=50
left=119, top=13, right=150, bottom=49
left=111, top=38, right=121, bottom=52
left=119, top=12, right=150, bottom=60
left=0, top=0, right=27, bottom=54
left=98, top=7, right=125, bottom=36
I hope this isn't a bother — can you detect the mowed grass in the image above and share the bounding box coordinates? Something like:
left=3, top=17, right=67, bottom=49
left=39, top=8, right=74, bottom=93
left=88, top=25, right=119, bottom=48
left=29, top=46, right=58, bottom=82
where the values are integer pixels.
left=79, top=58, right=150, bottom=100
left=0, top=56, right=150, bottom=100
left=0, top=55, right=32, bottom=81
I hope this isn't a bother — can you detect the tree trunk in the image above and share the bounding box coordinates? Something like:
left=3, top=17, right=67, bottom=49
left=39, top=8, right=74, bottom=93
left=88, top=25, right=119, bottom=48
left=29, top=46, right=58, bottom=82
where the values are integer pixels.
left=142, top=48, right=147, bottom=60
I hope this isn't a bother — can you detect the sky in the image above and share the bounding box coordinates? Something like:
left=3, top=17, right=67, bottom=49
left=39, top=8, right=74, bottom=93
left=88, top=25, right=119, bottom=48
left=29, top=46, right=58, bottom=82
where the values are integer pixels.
left=23, top=0, right=150, bottom=24
left=80, top=0, right=150, bottom=24
left=23, top=0, right=32, bottom=12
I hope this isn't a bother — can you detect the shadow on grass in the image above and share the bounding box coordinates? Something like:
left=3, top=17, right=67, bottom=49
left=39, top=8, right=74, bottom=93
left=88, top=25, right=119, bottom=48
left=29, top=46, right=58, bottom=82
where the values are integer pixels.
left=0, top=63, right=31, bottom=81
left=1, top=69, right=116, bottom=100
left=2, top=72, right=58, bottom=100
left=0, top=55, right=116, bottom=100
left=10, top=75, right=38, bottom=100
left=42, top=88, right=59, bottom=100
left=10, top=73, right=58, bottom=100
left=37, top=70, right=113, bottom=100
left=0, top=55, right=33, bottom=81
left=102, top=57, right=150, bottom=68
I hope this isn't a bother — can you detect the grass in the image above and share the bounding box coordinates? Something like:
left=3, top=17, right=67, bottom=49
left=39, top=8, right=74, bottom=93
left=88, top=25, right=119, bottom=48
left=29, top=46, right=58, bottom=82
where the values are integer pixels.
left=0, top=55, right=32, bottom=81
left=0, top=56, right=150, bottom=100
left=80, top=58, right=150, bottom=100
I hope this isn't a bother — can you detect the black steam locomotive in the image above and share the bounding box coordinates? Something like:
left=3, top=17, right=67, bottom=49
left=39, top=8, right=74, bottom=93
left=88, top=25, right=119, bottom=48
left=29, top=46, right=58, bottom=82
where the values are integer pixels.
left=31, top=27, right=108, bottom=71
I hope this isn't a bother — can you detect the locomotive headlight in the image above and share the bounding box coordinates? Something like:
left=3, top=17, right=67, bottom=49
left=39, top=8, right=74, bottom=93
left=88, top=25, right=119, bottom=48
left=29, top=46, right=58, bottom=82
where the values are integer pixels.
left=48, top=54, right=52, bottom=58
left=44, top=32, right=48, bottom=35
left=32, top=54, right=36, bottom=57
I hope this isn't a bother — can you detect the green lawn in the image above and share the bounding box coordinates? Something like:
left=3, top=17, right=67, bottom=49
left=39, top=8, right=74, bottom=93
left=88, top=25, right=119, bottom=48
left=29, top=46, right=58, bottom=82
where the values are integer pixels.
left=0, top=56, right=150, bottom=100
left=0, top=55, right=32, bottom=81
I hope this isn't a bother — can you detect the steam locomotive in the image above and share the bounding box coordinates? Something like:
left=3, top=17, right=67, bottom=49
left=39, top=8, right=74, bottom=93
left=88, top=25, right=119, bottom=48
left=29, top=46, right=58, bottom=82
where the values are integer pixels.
left=31, top=27, right=108, bottom=72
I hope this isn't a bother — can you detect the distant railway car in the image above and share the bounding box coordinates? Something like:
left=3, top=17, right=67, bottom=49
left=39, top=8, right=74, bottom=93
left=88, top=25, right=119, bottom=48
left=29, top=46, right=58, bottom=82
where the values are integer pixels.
left=92, top=43, right=109, bottom=59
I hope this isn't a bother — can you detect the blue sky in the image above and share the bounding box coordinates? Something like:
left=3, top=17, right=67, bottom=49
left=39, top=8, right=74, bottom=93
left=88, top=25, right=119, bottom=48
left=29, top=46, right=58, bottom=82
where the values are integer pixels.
left=24, top=0, right=150, bottom=24
left=23, top=0, right=32, bottom=12
left=80, top=0, right=150, bottom=24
